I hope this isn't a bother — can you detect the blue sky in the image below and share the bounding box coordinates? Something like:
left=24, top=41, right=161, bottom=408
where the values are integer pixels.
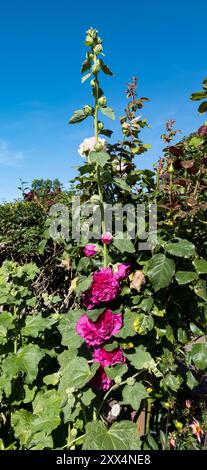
left=0, top=0, right=206, bottom=201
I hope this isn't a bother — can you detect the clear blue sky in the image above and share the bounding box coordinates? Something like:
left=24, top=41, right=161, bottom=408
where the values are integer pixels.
left=0, top=0, right=206, bottom=201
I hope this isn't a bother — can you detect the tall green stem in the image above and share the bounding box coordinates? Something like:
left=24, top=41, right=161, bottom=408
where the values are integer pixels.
left=93, top=62, right=108, bottom=267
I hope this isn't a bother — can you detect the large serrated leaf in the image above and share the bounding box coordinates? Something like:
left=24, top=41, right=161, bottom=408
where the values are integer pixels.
left=147, top=254, right=175, bottom=291
left=175, top=271, right=198, bottom=285
left=89, top=151, right=110, bottom=167
left=193, top=259, right=207, bottom=274
left=113, top=238, right=135, bottom=254
left=190, top=343, right=207, bottom=370
left=122, top=382, right=148, bottom=410
left=165, top=238, right=196, bottom=258
left=83, top=420, right=141, bottom=450
left=22, top=313, right=57, bottom=338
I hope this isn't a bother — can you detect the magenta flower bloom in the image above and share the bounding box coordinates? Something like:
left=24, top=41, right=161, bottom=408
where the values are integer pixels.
left=90, top=367, right=113, bottom=391
left=198, top=125, right=207, bottom=136
left=76, top=309, right=122, bottom=347
left=114, top=263, right=132, bottom=281
left=101, top=232, right=113, bottom=245
left=82, top=267, right=120, bottom=309
left=83, top=244, right=97, bottom=257
left=93, top=347, right=126, bottom=367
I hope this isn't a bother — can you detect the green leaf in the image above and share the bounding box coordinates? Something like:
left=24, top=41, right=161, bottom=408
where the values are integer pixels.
left=161, top=373, right=182, bottom=391
left=11, top=410, right=35, bottom=447
left=1, top=344, right=44, bottom=385
left=99, top=60, right=113, bottom=76
left=188, top=136, right=204, bottom=147
left=38, top=239, right=47, bottom=255
left=186, top=371, right=199, bottom=390
left=165, top=239, right=196, bottom=258
left=81, top=389, right=96, bottom=406
left=100, top=106, right=115, bottom=120
left=122, top=382, right=148, bottom=410
left=81, top=58, right=91, bottom=74
left=166, top=325, right=175, bottom=343
left=147, top=254, right=175, bottom=291
left=125, top=346, right=152, bottom=370
left=76, top=274, right=93, bottom=295
left=175, top=271, right=198, bottom=285
left=198, top=101, right=207, bottom=114
left=0, top=312, right=14, bottom=344
left=99, top=128, right=113, bottom=137
left=105, top=363, right=128, bottom=380
left=69, top=109, right=86, bottom=124
left=89, top=151, right=110, bottom=167
left=113, top=177, right=131, bottom=192
left=177, top=328, right=187, bottom=343
left=193, top=259, right=207, bottom=274
left=190, top=323, right=204, bottom=336
left=22, top=313, right=57, bottom=338
left=116, top=309, right=137, bottom=339
left=83, top=421, right=141, bottom=450
left=133, top=314, right=154, bottom=335
left=59, top=357, right=98, bottom=395
left=147, top=434, right=159, bottom=450
left=58, top=310, right=84, bottom=349
left=190, top=343, right=207, bottom=370
left=113, top=238, right=135, bottom=254
left=43, top=372, right=59, bottom=386
left=190, top=92, right=207, bottom=101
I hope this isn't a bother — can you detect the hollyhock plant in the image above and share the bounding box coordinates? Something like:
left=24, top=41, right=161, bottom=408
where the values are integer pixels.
left=198, top=125, right=207, bottom=136
left=90, top=367, right=113, bottom=391
left=76, top=308, right=122, bottom=347
left=83, top=244, right=98, bottom=257
left=78, top=136, right=106, bottom=157
left=93, top=347, right=126, bottom=367
left=82, top=267, right=121, bottom=309
left=114, top=263, right=132, bottom=281
left=101, top=232, right=113, bottom=245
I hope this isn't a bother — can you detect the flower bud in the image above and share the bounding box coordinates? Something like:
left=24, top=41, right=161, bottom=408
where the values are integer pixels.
left=87, top=28, right=97, bottom=39
left=92, top=61, right=101, bottom=74
left=94, top=141, right=104, bottom=152
left=90, top=79, right=96, bottom=87
left=168, top=162, right=174, bottom=173
left=89, top=53, right=94, bottom=60
left=94, top=44, right=103, bottom=55
left=98, top=96, right=107, bottom=107
left=85, top=35, right=94, bottom=46
left=98, top=121, right=104, bottom=131
left=83, top=105, right=93, bottom=116
left=114, top=375, right=122, bottom=385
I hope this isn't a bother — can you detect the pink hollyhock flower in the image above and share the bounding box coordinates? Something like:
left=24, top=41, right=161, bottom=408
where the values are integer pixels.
left=82, top=267, right=120, bottom=309
left=198, top=125, right=207, bottom=136
left=83, top=244, right=97, bottom=257
left=190, top=419, right=203, bottom=443
left=76, top=309, right=122, bottom=347
left=185, top=399, right=191, bottom=409
left=169, top=436, right=176, bottom=450
left=114, top=262, right=132, bottom=281
left=90, top=367, right=113, bottom=391
left=93, top=347, right=126, bottom=367
left=101, top=232, right=113, bottom=245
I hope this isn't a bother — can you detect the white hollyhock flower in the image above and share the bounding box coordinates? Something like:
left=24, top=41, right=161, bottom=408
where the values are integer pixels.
left=78, top=137, right=106, bottom=158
